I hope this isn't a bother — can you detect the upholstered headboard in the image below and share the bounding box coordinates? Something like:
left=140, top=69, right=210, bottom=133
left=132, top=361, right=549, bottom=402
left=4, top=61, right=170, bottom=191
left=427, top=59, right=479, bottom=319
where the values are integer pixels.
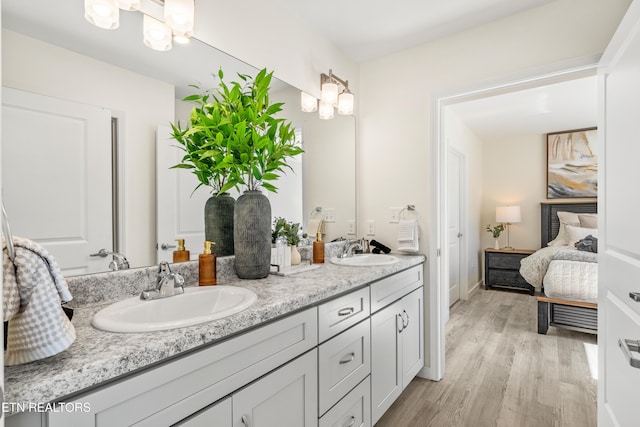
left=540, top=202, right=598, bottom=247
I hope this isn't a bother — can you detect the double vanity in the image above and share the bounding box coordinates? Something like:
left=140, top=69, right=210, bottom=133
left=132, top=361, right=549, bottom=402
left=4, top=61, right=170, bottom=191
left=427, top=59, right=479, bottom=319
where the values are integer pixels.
left=5, top=250, right=425, bottom=427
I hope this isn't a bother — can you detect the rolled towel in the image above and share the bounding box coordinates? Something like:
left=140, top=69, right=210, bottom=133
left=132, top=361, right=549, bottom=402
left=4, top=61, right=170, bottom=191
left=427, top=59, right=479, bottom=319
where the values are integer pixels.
left=3, top=236, right=75, bottom=366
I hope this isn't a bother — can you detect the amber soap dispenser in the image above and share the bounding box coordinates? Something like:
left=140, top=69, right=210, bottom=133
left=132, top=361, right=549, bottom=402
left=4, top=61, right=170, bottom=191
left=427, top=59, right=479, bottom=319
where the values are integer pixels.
left=313, top=232, right=325, bottom=264
left=199, top=241, right=217, bottom=286
left=173, top=238, right=190, bottom=263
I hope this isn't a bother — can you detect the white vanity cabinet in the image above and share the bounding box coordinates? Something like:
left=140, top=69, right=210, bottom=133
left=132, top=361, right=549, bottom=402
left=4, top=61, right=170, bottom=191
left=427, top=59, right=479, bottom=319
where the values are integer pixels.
left=46, top=308, right=318, bottom=427
left=370, top=266, right=424, bottom=425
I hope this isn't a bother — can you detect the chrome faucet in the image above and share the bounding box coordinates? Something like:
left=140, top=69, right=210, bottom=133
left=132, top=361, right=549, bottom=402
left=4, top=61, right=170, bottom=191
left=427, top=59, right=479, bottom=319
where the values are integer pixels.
left=140, top=261, right=185, bottom=300
left=339, top=240, right=363, bottom=258
left=90, top=248, right=130, bottom=271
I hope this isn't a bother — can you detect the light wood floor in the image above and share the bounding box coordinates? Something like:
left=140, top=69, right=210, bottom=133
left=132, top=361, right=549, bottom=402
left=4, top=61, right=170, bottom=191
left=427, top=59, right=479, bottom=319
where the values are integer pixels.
left=376, top=287, right=598, bottom=427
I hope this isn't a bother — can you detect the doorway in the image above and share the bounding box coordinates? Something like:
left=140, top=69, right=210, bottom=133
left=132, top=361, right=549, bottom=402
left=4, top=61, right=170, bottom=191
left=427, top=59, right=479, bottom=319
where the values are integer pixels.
left=426, top=57, right=600, bottom=381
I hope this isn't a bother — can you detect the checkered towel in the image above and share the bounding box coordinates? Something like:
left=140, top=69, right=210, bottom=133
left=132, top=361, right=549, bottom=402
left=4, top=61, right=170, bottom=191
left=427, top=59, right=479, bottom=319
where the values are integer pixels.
left=3, top=236, right=75, bottom=366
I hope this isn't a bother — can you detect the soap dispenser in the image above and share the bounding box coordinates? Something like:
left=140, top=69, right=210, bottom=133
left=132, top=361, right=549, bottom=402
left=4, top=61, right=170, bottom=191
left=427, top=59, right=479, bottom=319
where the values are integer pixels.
left=313, top=232, right=325, bottom=264
left=173, top=238, right=190, bottom=263
left=199, top=241, right=217, bottom=286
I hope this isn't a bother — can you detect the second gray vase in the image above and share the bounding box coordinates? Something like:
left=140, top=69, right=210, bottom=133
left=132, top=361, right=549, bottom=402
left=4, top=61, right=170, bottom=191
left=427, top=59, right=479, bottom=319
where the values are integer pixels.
left=234, top=190, right=271, bottom=279
left=204, top=193, right=235, bottom=256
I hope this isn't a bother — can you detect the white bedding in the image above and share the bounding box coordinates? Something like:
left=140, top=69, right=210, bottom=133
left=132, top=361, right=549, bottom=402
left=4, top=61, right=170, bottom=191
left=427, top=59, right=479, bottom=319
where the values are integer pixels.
left=542, top=259, right=598, bottom=303
left=520, top=246, right=598, bottom=302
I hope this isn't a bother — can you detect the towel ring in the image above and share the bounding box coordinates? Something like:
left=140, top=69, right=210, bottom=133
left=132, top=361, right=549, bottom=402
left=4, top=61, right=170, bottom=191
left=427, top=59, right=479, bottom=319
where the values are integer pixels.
left=2, top=202, right=16, bottom=263
left=399, top=205, right=420, bottom=221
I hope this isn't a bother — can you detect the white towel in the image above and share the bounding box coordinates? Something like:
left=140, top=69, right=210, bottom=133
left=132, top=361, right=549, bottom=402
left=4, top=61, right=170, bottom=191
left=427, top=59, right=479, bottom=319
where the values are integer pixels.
left=397, top=219, right=419, bottom=253
left=3, top=236, right=75, bottom=366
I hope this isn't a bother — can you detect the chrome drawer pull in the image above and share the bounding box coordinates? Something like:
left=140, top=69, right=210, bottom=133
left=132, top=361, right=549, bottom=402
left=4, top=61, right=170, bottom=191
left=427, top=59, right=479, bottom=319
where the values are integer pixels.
left=630, top=292, right=640, bottom=302
left=338, top=307, right=355, bottom=316
left=339, top=352, right=356, bottom=364
left=619, top=338, right=640, bottom=369
left=241, top=414, right=250, bottom=426
left=401, top=310, right=409, bottom=328
left=397, top=313, right=404, bottom=333
left=342, top=416, right=356, bottom=427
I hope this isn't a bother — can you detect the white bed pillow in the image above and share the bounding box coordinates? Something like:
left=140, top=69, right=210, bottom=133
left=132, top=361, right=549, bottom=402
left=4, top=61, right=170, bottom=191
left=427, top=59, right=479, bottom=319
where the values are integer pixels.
left=547, top=211, right=581, bottom=246
left=578, top=213, right=598, bottom=229
left=566, top=224, right=598, bottom=248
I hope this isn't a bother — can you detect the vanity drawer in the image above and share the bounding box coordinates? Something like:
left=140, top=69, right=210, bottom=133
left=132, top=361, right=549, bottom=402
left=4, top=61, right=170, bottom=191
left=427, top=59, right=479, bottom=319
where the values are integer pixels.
left=370, top=265, right=422, bottom=313
left=319, top=376, right=371, bottom=427
left=318, top=287, right=370, bottom=343
left=318, top=319, right=371, bottom=416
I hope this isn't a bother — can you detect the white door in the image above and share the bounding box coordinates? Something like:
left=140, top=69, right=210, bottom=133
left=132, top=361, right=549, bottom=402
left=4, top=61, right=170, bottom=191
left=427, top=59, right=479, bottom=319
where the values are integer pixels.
left=447, top=147, right=464, bottom=307
left=156, top=125, right=212, bottom=262
left=2, top=88, right=113, bottom=275
left=598, top=2, right=640, bottom=425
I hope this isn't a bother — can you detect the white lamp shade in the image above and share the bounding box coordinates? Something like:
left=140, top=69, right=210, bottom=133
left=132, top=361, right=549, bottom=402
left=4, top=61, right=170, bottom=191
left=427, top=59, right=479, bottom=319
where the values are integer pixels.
left=143, top=14, right=172, bottom=51
left=321, top=82, right=339, bottom=105
left=338, top=91, right=354, bottom=115
left=318, top=100, right=335, bottom=120
left=496, top=205, right=521, bottom=223
left=118, top=0, right=140, bottom=11
left=164, top=0, right=195, bottom=38
left=300, top=92, right=318, bottom=113
left=85, top=0, right=119, bottom=29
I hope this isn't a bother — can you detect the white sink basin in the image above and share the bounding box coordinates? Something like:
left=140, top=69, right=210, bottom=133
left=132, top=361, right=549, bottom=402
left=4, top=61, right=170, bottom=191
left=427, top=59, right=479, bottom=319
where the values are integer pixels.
left=330, top=254, right=399, bottom=267
left=92, top=286, right=257, bottom=333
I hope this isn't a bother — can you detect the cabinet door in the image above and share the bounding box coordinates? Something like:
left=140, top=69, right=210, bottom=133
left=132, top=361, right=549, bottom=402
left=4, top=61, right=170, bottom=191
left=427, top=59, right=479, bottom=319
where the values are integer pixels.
left=175, top=397, right=232, bottom=427
left=401, top=287, right=424, bottom=388
left=370, top=300, right=402, bottom=425
left=233, top=350, right=317, bottom=427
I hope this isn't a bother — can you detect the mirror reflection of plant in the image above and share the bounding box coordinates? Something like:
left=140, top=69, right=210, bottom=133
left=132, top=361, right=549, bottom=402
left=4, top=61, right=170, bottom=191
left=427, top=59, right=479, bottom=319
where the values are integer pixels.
left=170, top=68, right=304, bottom=195
left=486, top=224, right=505, bottom=238
left=272, top=217, right=300, bottom=246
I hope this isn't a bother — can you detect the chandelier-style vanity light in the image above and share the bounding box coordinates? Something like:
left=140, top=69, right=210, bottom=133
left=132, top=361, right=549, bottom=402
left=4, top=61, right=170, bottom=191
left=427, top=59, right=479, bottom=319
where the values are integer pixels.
left=84, top=0, right=195, bottom=51
left=300, top=69, right=355, bottom=119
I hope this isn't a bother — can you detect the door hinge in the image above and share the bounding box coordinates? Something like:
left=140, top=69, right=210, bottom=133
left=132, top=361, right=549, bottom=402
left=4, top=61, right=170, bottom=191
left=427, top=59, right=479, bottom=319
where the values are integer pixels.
left=437, top=249, right=441, bottom=257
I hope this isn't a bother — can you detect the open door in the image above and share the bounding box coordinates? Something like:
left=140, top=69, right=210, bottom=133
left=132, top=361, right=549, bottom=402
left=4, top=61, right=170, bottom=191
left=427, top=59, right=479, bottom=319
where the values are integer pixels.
left=598, top=1, right=640, bottom=425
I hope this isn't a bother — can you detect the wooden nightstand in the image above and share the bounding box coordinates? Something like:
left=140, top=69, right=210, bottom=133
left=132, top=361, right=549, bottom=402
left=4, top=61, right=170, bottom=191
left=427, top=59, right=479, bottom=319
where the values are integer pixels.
left=484, top=248, right=535, bottom=295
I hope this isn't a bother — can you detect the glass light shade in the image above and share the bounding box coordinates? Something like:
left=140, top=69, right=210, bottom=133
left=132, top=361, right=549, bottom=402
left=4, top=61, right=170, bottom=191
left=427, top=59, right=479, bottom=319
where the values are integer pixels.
left=496, top=205, right=521, bottom=223
left=321, top=82, right=339, bottom=105
left=173, top=35, right=191, bottom=45
left=300, top=92, right=318, bottom=112
left=118, top=0, right=140, bottom=11
left=143, top=14, right=172, bottom=51
left=85, top=0, right=119, bottom=29
left=338, top=91, right=354, bottom=115
left=319, top=101, right=335, bottom=120
left=164, top=0, right=195, bottom=38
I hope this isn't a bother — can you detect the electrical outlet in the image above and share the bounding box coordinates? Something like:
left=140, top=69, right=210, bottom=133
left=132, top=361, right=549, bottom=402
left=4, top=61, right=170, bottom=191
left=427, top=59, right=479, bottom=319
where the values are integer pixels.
left=323, top=208, right=336, bottom=223
left=389, top=207, right=403, bottom=223
left=347, top=220, right=356, bottom=235
left=367, top=220, right=375, bottom=236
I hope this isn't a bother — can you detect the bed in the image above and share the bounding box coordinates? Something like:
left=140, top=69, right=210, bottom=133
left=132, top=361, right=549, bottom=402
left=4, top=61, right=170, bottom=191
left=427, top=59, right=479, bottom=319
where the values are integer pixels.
left=520, top=202, right=598, bottom=335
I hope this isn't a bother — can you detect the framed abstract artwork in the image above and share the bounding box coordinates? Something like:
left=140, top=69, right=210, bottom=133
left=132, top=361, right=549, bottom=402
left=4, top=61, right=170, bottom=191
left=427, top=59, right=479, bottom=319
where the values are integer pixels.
left=547, top=127, right=598, bottom=199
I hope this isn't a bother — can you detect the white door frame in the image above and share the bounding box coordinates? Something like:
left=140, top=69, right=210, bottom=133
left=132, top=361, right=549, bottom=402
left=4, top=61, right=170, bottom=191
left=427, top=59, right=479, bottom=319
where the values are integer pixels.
left=424, top=55, right=600, bottom=381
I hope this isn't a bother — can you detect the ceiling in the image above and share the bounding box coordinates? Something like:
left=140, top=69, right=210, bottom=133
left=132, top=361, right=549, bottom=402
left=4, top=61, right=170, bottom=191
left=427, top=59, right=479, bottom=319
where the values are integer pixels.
left=280, top=0, right=554, bottom=62
left=448, top=75, right=598, bottom=141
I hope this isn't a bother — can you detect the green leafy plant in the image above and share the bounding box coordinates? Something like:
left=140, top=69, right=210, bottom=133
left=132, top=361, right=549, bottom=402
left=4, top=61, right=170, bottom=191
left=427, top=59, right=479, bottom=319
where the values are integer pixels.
left=272, top=217, right=300, bottom=246
left=170, top=68, right=303, bottom=195
left=486, top=224, right=505, bottom=238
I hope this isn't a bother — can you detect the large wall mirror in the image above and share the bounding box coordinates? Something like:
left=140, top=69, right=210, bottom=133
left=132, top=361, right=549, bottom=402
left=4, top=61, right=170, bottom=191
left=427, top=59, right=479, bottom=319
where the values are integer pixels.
left=1, top=0, right=356, bottom=275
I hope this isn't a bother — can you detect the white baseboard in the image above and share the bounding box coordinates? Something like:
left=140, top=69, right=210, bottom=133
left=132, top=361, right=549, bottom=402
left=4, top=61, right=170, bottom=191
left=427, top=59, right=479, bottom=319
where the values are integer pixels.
left=469, top=280, right=482, bottom=296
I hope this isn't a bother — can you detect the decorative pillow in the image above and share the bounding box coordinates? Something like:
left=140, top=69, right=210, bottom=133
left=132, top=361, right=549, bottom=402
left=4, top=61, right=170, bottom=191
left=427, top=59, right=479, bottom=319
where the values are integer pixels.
left=575, top=235, right=598, bottom=253
left=547, top=211, right=580, bottom=246
left=578, top=213, right=598, bottom=229
left=566, top=225, right=599, bottom=248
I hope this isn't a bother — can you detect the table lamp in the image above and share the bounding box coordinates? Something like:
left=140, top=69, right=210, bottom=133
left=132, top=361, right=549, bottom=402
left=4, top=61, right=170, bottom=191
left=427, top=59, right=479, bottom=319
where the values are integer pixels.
left=496, top=205, right=521, bottom=250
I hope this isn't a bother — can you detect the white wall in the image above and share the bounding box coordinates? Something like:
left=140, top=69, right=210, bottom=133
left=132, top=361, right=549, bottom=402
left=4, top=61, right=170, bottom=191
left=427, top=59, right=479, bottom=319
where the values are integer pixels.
left=3, top=30, right=175, bottom=267
left=358, top=0, right=631, bottom=368
left=194, top=0, right=359, bottom=100
left=446, top=112, right=484, bottom=290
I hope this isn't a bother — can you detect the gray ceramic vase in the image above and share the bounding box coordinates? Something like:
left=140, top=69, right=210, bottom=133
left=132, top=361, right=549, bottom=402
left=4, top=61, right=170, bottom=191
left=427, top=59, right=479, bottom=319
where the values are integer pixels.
left=204, top=193, right=235, bottom=256
left=234, top=190, right=272, bottom=279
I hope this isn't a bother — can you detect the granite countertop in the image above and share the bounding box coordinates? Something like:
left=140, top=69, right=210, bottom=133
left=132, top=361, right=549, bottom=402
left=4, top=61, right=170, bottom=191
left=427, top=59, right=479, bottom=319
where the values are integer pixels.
left=4, top=252, right=425, bottom=413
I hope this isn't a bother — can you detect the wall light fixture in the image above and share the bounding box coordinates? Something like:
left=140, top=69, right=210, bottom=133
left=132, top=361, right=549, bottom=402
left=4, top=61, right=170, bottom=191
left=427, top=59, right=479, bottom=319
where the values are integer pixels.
left=84, top=0, right=195, bottom=51
left=301, top=69, right=354, bottom=119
